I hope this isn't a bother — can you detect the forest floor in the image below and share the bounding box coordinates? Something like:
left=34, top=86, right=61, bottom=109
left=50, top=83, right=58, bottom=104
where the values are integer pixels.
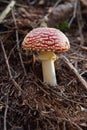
left=0, top=0, right=87, bottom=130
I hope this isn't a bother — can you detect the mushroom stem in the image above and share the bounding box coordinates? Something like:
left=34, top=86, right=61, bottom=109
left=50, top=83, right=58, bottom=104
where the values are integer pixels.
left=39, top=51, right=57, bottom=86
left=42, top=59, right=57, bottom=86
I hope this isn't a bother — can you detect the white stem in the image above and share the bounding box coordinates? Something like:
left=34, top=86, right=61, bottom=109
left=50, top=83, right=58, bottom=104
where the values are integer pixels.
left=42, top=59, right=57, bottom=86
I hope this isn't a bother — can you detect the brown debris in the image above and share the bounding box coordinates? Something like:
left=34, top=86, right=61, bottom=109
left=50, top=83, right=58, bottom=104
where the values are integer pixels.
left=0, top=0, right=87, bottom=130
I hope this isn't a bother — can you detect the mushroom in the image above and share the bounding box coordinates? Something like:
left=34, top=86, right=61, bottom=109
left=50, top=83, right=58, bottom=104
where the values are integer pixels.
left=22, top=27, right=70, bottom=86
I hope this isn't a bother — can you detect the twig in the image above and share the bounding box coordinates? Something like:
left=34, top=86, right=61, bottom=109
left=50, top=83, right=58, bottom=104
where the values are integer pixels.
left=8, top=44, right=17, bottom=60
left=77, top=0, right=84, bottom=46
left=34, top=82, right=50, bottom=96
left=61, top=56, right=87, bottom=90
left=11, top=8, right=27, bottom=76
left=0, top=40, right=22, bottom=92
left=0, top=0, right=28, bottom=8
left=71, top=121, right=83, bottom=130
left=81, top=46, right=87, bottom=51
left=52, top=0, right=62, bottom=10
left=4, top=95, right=8, bottom=130
left=0, top=0, right=16, bottom=23
left=28, top=0, right=39, bottom=5
left=68, top=0, right=78, bottom=27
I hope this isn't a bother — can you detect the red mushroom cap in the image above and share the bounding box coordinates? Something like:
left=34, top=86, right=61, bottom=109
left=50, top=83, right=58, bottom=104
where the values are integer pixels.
left=22, top=27, right=70, bottom=52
